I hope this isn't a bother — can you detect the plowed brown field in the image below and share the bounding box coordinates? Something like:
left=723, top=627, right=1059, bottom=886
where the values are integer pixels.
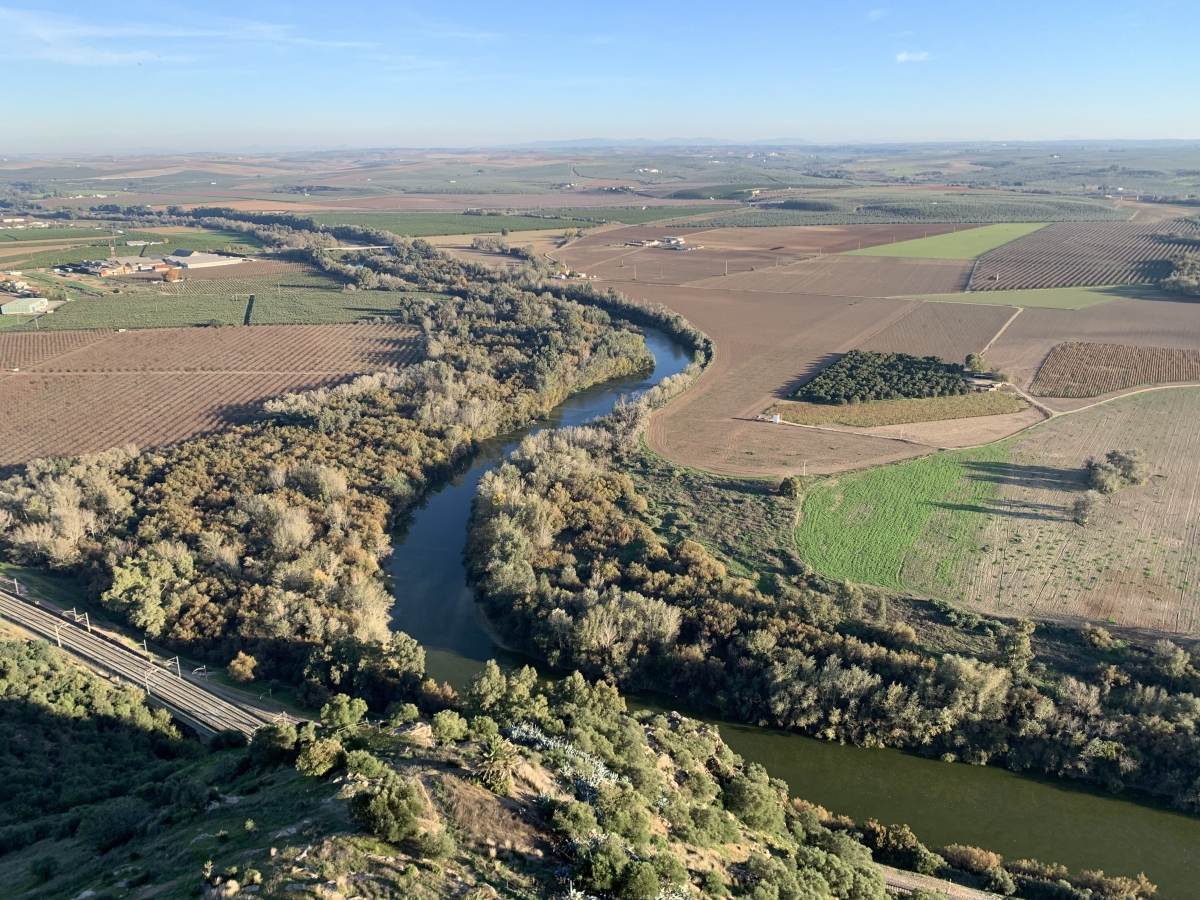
left=557, top=224, right=985, bottom=288
left=984, top=296, right=1200, bottom=394
left=857, top=301, right=1017, bottom=363
left=970, top=220, right=1200, bottom=291
left=1030, top=342, right=1200, bottom=397
left=685, top=255, right=973, bottom=297
left=0, top=323, right=420, bottom=466
left=626, top=285, right=934, bottom=476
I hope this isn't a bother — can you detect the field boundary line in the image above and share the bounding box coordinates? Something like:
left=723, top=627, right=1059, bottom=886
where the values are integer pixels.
left=980, top=306, right=1023, bottom=356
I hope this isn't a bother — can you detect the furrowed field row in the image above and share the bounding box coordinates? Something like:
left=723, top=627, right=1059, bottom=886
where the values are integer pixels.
left=1030, top=341, right=1200, bottom=397
left=970, top=220, right=1200, bottom=291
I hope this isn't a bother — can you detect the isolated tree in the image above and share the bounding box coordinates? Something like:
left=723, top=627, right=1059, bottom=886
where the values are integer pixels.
left=296, top=737, right=345, bottom=777
left=779, top=475, right=802, bottom=499
left=1086, top=450, right=1148, bottom=493
left=1072, top=490, right=1101, bottom=525
left=964, top=353, right=990, bottom=373
left=1151, top=640, right=1190, bottom=680
left=320, top=693, right=368, bottom=730
left=227, top=651, right=257, bottom=683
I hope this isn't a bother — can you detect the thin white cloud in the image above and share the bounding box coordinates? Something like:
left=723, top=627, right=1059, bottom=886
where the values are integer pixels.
left=868, top=8, right=888, bottom=21
left=590, top=35, right=616, bottom=44
left=0, top=5, right=372, bottom=66
left=896, top=50, right=930, bottom=62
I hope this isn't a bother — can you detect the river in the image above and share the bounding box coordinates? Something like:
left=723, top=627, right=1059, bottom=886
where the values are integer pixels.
left=388, top=327, right=1200, bottom=898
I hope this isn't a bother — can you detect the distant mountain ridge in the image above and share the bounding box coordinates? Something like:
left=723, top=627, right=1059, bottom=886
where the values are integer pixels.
left=497, top=136, right=812, bottom=149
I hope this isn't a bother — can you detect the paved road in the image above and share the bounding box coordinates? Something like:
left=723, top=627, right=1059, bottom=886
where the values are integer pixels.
left=0, top=587, right=277, bottom=738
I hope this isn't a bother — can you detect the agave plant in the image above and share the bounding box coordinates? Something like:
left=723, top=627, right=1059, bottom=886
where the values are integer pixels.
left=477, top=733, right=519, bottom=793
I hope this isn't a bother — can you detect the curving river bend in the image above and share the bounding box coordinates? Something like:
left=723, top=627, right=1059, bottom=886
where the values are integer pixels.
left=389, top=328, right=1200, bottom=898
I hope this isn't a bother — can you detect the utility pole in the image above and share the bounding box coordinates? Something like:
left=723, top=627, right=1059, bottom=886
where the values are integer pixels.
left=53, top=624, right=62, bottom=647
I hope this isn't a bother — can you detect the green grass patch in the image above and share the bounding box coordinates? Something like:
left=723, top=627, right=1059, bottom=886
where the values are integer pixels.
left=796, top=445, right=1008, bottom=589
left=844, top=223, right=1047, bottom=259
left=904, top=285, right=1154, bottom=309
left=0, top=314, right=33, bottom=328
left=771, top=392, right=1027, bottom=427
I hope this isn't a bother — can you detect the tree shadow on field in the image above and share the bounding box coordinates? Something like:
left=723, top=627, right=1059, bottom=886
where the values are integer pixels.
left=929, top=498, right=1070, bottom=522
left=961, top=460, right=1084, bottom=492
left=774, top=352, right=843, bottom=400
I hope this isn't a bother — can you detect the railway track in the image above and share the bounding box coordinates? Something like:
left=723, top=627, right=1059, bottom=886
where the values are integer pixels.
left=0, top=587, right=281, bottom=738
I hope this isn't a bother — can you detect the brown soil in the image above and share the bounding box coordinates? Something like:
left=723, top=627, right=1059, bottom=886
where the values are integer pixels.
left=984, top=296, right=1200, bottom=389
left=845, top=406, right=1047, bottom=448
left=913, top=388, right=1200, bottom=634
left=688, top=255, right=973, bottom=297
left=857, top=300, right=1016, bottom=362
left=630, top=284, right=934, bottom=477
left=970, top=220, right=1199, bottom=291
left=0, top=323, right=419, bottom=466
left=1030, top=341, right=1200, bottom=397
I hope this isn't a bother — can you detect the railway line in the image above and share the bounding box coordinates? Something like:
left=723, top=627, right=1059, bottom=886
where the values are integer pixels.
left=0, top=585, right=286, bottom=738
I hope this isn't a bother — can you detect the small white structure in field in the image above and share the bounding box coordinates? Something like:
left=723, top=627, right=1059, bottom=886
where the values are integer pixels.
left=771, top=414, right=781, bottom=424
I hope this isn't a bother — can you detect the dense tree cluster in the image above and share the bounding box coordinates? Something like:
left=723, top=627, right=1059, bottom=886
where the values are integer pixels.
left=0, top=247, right=651, bottom=695
left=467, top=407, right=1200, bottom=811
left=795, top=350, right=969, bottom=405
left=1086, top=449, right=1149, bottom=494
left=1161, top=253, right=1200, bottom=296
left=0, top=640, right=198, bottom=858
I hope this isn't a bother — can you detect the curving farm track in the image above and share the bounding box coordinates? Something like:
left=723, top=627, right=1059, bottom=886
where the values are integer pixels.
left=0, top=587, right=282, bottom=737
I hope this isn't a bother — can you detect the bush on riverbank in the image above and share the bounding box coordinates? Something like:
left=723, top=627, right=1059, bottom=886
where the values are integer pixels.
left=466, top=398, right=1200, bottom=813
left=0, top=231, right=651, bottom=693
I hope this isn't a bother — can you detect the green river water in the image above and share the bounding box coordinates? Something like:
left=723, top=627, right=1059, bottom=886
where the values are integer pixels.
left=387, top=329, right=1200, bottom=898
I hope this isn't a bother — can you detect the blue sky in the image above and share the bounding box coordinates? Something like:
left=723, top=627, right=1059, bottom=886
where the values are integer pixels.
left=3, top=1, right=1198, bottom=153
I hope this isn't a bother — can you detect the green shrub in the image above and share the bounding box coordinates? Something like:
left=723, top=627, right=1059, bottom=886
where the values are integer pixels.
left=417, top=829, right=456, bottom=860
left=619, top=861, right=660, bottom=900
left=431, top=710, right=468, bottom=743
left=30, top=855, right=58, bottom=882
left=721, top=764, right=786, bottom=833
left=386, top=702, right=420, bottom=726
left=209, top=729, right=248, bottom=751
left=77, top=797, right=150, bottom=852
left=320, top=694, right=368, bottom=730
left=296, top=738, right=345, bottom=777
left=350, top=773, right=424, bottom=843
left=248, top=724, right=298, bottom=767
left=346, top=749, right=387, bottom=779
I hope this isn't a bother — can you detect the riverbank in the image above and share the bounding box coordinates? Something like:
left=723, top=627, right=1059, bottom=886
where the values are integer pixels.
left=388, top=326, right=1199, bottom=898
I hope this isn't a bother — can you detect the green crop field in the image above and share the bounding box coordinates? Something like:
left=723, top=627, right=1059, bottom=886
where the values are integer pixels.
left=5, top=268, right=425, bottom=331
left=796, top=444, right=1008, bottom=589
left=906, top=285, right=1155, bottom=309
left=844, top=223, right=1047, bottom=259
left=794, top=389, right=1200, bottom=632
left=0, top=228, right=110, bottom=243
